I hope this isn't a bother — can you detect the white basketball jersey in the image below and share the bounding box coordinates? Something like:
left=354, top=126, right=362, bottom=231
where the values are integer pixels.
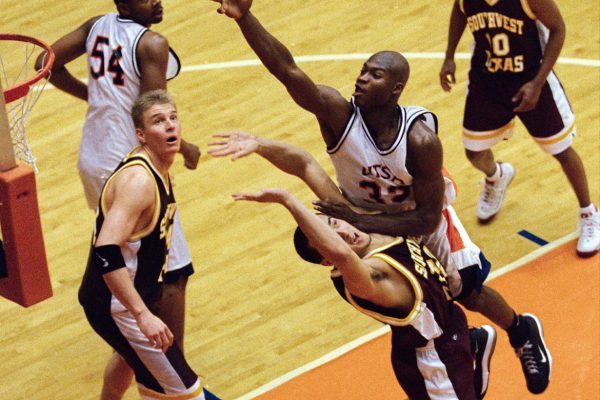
left=328, top=100, right=438, bottom=213
left=79, top=13, right=180, bottom=205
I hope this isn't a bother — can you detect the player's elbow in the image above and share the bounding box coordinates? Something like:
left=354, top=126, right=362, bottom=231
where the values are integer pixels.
left=420, top=212, right=442, bottom=235
left=276, top=64, right=304, bottom=87
left=297, top=154, right=319, bottom=178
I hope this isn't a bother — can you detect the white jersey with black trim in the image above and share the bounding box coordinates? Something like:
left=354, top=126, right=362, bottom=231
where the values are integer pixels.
left=81, top=13, right=147, bottom=179
left=79, top=13, right=180, bottom=206
left=328, top=100, right=440, bottom=213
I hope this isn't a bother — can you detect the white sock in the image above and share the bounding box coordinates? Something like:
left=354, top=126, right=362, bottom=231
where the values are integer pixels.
left=485, top=163, right=501, bottom=182
left=580, top=203, right=596, bottom=217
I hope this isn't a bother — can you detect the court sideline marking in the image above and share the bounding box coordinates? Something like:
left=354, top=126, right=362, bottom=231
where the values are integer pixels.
left=37, top=52, right=599, bottom=94
left=179, top=53, right=600, bottom=73
left=234, top=231, right=579, bottom=400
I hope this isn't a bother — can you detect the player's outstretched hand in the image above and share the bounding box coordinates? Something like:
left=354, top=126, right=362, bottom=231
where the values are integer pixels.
left=233, top=188, right=291, bottom=204
left=212, top=0, right=253, bottom=20
left=208, top=131, right=259, bottom=160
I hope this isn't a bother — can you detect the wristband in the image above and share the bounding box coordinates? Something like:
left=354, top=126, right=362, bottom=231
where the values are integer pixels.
left=93, top=244, right=126, bottom=274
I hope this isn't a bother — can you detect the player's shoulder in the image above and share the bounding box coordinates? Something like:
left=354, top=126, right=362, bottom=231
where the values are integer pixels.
left=137, top=29, right=169, bottom=59
left=139, top=29, right=169, bottom=48
left=366, top=238, right=415, bottom=272
left=316, top=84, right=349, bottom=105
left=408, top=118, right=438, bottom=144
left=406, top=119, right=443, bottom=170
left=117, top=161, right=156, bottom=192
left=79, top=15, right=105, bottom=33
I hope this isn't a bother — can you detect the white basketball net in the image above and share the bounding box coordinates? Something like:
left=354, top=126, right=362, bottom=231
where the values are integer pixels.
left=0, top=38, right=51, bottom=173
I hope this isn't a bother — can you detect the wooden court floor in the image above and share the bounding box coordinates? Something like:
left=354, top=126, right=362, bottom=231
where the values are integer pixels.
left=0, top=1, right=598, bottom=399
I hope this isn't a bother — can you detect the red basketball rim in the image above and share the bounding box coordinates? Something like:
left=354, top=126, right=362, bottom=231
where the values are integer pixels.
left=0, top=34, right=55, bottom=104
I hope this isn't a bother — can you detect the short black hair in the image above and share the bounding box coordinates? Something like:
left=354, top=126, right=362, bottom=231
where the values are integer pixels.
left=293, top=227, right=324, bottom=264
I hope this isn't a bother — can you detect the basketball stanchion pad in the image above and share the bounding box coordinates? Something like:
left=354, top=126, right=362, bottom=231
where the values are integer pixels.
left=0, top=164, right=52, bottom=307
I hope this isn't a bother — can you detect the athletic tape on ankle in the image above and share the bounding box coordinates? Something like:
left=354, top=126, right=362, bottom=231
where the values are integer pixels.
left=93, top=244, right=126, bottom=274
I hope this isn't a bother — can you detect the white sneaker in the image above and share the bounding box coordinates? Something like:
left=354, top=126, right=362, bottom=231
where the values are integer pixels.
left=577, top=208, right=600, bottom=257
left=476, top=162, right=515, bottom=223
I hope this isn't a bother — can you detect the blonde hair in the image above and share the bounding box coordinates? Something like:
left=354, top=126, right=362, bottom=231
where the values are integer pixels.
left=131, top=90, right=176, bottom=129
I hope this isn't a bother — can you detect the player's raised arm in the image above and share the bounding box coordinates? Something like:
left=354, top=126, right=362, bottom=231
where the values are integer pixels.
left=214, top=0, right=351, bottom=144
left=208, top=131, right=345, bottom=203
left=234, top=189, right=376, bottom=295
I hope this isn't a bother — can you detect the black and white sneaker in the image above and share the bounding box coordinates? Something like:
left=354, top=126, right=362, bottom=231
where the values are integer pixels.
left=470, top=325, right=497, bottom=399
left=514, top=313, right=552, bottom=394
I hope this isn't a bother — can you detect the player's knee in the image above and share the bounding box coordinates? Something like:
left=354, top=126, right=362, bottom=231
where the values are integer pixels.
left=454, top=252, right=491, bottom=302
left=551, top=146, right=576, bottom=163
left=457, top=289, right=484, bottom=311
left=102, top=356, right=133, bottom=399
left=465, top=148, right=481, bottom=161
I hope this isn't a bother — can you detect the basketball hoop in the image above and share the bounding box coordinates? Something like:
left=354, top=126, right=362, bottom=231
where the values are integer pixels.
left=0, top=33, right=54, bottom=172
left=0, top=34, right=53, bottom=307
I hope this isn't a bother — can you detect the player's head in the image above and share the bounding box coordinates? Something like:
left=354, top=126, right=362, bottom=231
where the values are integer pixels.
left=132, top=90, right=181, bottom=158
left=114, top=0, right=164, bottom=27
left=353, top=51, right=410, bottom=108
left=293, top=215, right=372, bottom=265
left=131, top=89, right=176, bottom=128
left=294, top=226, right=325, bottom=264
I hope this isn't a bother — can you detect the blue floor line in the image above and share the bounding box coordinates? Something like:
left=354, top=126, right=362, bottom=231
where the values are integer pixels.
left=518, top=230, right=549, bottom=246
left=205, top=388, right=221, bottom=400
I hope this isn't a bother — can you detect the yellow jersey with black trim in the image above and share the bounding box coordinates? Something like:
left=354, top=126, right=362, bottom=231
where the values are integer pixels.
left=79, top=151, right=176, bottom=314
left=331, top=237, right=457, bottom=348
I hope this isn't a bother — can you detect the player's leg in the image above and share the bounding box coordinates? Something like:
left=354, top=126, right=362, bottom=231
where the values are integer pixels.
left=553, top=147, right=591, bottom=208
left=519, top=71, right=599, bottom=257
left=442, top=207, right=552, bottom=394
left=77, top=156, right=114, bottom=210
left=553, top=147, right=599, bottom=256
left=459, top=271, right=552, bottom=394
left=390, top=331, right=476, bottom=400
left=460, top=286, right=514, bottom=328
left=155, top=210, right=194, bottom=347
left=83, top=308, right=205, bottom=399
left=465, top=148, right=497, bottom=177
left=423, top=207, right=502, bottom=327
left=101, top=353, right=134, bottom=400
left=408, top=307, right=476, bottom=400
left=462, top=77, right=516, bottom=223
left=77, top=165, right=135, bottom=398
left=153, top=274, right=188, bottom=348
left=423, top=210, right=499, bottom=398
